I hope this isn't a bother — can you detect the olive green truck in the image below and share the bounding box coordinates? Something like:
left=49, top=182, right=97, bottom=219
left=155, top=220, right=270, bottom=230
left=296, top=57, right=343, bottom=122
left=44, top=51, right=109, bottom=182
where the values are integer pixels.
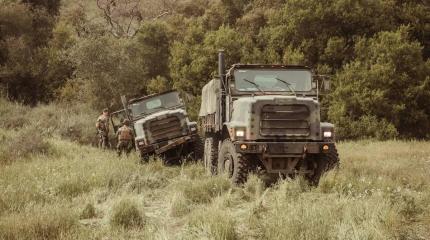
left=199, top=51, right=339, bottom=185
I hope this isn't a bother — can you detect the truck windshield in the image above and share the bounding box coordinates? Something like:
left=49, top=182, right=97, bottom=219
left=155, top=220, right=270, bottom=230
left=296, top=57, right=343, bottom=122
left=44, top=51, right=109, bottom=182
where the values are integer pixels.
left=130, top=91, right=182, bottom=117
left=234, top=69, right=312, bottom=92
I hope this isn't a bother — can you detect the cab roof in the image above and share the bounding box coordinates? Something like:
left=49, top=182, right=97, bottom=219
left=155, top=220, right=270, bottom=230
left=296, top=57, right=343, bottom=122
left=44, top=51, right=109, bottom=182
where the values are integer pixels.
left=128, top=90, right=179, bottom=105
left=230, top=64, right=311, bottom=70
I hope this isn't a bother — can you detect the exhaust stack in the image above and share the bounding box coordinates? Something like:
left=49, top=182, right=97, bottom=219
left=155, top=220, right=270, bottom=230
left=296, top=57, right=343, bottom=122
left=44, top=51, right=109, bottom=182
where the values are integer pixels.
left=218, top=50, right=225, bottom=81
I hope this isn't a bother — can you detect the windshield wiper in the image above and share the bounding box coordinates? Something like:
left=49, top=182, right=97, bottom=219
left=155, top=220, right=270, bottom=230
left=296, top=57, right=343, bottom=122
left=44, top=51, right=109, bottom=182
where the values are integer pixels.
left=275, top=77, right=296, bottom=96
left=243, top=78, right=265, bottom=94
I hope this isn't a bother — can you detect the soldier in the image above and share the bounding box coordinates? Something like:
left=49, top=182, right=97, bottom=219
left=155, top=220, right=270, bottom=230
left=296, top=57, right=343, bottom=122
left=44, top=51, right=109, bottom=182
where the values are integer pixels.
left=96, top=108, right=110, bottom=149
left=116, top=119, right=134, bottom=157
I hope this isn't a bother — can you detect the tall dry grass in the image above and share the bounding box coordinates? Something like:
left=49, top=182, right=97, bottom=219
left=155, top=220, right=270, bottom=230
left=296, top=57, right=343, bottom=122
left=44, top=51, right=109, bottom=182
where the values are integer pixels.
left=1, top=98, right=429, bottom=239
left=0, top=98, right=98, bottom=146
left=0, top=138, right=428, bottom=239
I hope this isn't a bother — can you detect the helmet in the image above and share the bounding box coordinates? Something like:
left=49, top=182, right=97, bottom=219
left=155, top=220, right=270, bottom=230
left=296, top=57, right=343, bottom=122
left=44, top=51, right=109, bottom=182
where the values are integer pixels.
left=103, top=108, right=109, bottom=113
left=123, top=119, right=130, bottom=125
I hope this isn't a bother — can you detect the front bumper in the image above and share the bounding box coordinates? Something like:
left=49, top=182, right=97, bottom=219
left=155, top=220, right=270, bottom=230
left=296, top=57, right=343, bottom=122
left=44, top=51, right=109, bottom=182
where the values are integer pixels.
left=137, top=133, right=199, bottom=155
left=234, top=141, right=335, bottom=156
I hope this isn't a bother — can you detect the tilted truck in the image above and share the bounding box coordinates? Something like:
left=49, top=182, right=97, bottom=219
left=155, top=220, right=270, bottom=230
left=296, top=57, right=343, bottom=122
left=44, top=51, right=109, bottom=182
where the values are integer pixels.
left=199, top=51, right=339, bottom=185
left=111, top=90, right=203, bottom=163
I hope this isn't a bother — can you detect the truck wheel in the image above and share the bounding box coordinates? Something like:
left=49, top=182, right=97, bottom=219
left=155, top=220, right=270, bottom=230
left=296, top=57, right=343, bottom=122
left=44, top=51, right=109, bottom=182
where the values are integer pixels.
left=308, top=146, right=340, bottom=185
left=204, top=137, right=218, bottom=175
left=191, top=136, right=204, bottom=161
left=325, top=145, right=340, bottom=171
left=218, top=140, right=249, bottom=185
left=140, top=153, right=150, bottom=163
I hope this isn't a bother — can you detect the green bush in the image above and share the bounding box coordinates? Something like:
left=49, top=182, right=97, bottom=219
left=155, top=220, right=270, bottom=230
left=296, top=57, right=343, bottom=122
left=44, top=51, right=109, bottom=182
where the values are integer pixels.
left=110, top=199, right=144, bottom=229
left=328, top=27, right=430, bottom=140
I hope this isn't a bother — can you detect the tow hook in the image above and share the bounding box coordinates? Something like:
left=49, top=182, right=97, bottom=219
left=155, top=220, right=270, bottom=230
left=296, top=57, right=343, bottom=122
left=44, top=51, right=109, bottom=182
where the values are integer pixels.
left=262, top=145, right=268, bottom=161
left=303, top=145, right=308, bottom=159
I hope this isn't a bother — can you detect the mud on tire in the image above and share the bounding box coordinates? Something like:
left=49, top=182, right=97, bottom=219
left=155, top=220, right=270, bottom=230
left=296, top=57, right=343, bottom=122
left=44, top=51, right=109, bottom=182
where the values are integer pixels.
left=204, top=136, right=218, bottom=175
left=218, top=139, right=249, bottom=185
left=190, top=135, right=204, bottom=161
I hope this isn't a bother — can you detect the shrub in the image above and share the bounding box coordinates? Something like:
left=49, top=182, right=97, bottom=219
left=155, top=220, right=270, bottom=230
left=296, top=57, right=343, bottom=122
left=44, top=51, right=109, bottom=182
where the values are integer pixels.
left=80, top=203, right=96, bottom=219
left=169, top=192, right=191, bottom=217
left=0, top=127, right=51, bottom=165
left=56, top=179, right=91, bottom=198
left=181, top=176, right=231, bottom=204
left=0, top=99, right=30, bottom=130
left=110, top=198, right=144, bottom=229
left=0, top=197, right=6, bottom=216
left=0, top=207, right=77, bottom=240
left=242, top=174, right=265, bottom=200
left=185, top=207, right=237, bottom=240
left=328, top=27, right=430, bottom=139
left=0, top=98, right=98, bottom=145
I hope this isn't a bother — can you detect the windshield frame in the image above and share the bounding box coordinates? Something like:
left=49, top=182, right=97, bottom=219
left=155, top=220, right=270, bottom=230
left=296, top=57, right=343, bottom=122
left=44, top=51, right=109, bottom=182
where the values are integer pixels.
left=230, top=66, right=315, bottom=96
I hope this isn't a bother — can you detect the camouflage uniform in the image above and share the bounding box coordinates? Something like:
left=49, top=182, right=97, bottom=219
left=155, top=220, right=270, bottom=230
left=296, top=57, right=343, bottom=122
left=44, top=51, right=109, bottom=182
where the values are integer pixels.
left=116, top=120, right=134, bottom=156
left=96, top=111, right=110, bottom=149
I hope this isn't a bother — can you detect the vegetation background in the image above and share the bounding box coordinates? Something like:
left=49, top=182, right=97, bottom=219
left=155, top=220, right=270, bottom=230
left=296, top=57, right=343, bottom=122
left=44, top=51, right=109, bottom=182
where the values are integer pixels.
left=1, top=0, right=429, bottom=140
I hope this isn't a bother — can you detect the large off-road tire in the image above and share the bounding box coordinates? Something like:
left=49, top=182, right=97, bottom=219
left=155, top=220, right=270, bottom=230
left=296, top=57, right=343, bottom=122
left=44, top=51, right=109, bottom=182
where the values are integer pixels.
left=324, top=145, right=340, bottom=171
left=307, top=145, right=340, bottom=185
left=139, top=152, right=150, bottom=163
left=191, top=136, right=204, bottom=161
left=218, top=140, right=249, bottom=185
left=204, top=137, right=219, bottom=175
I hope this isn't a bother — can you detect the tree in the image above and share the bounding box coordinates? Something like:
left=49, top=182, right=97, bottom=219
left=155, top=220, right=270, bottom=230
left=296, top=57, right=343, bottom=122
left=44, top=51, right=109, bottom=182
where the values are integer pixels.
left=96, top=0, right=174, bottom=38
left=328, top=27, right=430, bottom=139
left=170, top=24, right=244, bottom=119
left=0, top=1, right=63, bottom=104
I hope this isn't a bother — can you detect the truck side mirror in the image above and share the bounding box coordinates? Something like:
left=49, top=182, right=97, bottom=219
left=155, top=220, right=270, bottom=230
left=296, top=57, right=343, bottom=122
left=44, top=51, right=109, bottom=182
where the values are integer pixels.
left=312, top=80, right=317, bottom=89
left=323, top=78, right=331, bottom=91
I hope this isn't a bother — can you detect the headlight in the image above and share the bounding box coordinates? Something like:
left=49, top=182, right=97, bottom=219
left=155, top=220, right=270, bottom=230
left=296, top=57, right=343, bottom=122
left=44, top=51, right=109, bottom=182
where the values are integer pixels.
left=323, top=131, right=332, bottom=138
left=138, top=141, right=145, bottom=146
left=235, top=129, right=245, bottom=137
left=190, top=127, right=196, bottom=132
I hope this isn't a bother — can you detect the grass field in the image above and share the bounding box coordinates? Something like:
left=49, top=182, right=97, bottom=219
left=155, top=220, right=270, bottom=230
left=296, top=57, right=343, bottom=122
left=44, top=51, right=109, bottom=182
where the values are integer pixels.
left=1, top=128, right=429, bottom=239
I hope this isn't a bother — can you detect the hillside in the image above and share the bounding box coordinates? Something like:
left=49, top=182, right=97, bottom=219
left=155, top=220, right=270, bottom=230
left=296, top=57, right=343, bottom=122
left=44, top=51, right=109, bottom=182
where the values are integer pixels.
left=1, top=126, right=429, bottom=239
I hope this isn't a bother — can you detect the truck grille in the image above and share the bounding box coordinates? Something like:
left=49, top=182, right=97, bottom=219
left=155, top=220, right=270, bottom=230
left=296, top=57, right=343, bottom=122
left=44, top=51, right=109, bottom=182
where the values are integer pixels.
left=148, top=116, right=184, bottom=142
left=260, top=105, right=310, bottom=136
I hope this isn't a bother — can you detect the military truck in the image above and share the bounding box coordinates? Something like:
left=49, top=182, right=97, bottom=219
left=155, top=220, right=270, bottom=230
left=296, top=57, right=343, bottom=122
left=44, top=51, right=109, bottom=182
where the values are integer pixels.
left=111, top=90, right=203, bottom=163
left=199, top=51, right=339, bottom=185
